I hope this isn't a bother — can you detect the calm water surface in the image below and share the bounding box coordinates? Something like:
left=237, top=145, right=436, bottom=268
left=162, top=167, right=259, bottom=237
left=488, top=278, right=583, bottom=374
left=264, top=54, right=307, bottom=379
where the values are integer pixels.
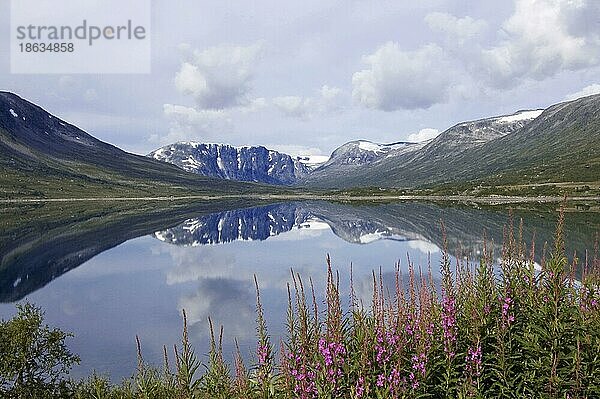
left=0, top=200, right=597, bottom=380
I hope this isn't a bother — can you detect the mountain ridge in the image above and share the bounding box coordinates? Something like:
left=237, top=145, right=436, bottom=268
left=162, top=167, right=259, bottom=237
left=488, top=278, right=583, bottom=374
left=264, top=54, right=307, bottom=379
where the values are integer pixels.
left=149, top=141, right=310, bottom=185
left=0, top=91, right=274, bottom=199
left=2, top=91, right=598, bottom=196
left=299, top=108, right=548, bottom=187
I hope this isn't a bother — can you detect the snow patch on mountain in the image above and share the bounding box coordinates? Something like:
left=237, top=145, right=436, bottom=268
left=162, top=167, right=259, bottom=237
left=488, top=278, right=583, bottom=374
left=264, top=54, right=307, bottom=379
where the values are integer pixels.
left=497, top=110, right=543, bottom=123
left=296, top=155, right=330, bottom=169
left=358, top=140, right=383, bottom=152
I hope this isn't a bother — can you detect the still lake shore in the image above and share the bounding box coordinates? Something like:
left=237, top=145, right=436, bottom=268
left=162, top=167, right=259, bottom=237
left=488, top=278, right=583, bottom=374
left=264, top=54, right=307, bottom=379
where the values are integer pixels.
left=1, top=194, right=599, bottom=205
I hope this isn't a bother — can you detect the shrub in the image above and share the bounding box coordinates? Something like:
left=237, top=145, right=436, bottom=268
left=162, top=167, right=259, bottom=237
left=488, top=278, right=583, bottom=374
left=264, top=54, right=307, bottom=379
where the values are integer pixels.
left=0, top=302, right=79, bottom=398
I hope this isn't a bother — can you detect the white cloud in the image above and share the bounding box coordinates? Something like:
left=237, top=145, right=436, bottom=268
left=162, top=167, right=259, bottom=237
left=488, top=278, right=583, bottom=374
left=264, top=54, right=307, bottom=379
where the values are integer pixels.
left=425, top=12, right=487, bottom=46
left=153, top=96, right=268, bottom=147
left=174, top=42, right=263, bottom=109
left=242, top=97, right=268, bottom=113
left=319, top=85, right=342, bottom=102
left=162, top=104, right=230, bottom=128
left=272, top=85, right=344, bottom=119
left=179, top=278, right=256, bottom=340
left=480, top=0, right=600, bottom=87
left=165, top=246, right=237, bottom=285
left=272, top=96, right=313, bottom=119
left=565, top=83, right=600, bottom=100
left=407, top=128, right=440, bottom=142
left=352, top=43, right=452, bottom=111
left=150, top=103, right=232, bottom=146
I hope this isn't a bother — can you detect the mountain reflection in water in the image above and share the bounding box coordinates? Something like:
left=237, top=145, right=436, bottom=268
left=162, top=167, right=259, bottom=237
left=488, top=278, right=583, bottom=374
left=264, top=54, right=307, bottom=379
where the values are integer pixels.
left=1, top=201, right=597, bottom=303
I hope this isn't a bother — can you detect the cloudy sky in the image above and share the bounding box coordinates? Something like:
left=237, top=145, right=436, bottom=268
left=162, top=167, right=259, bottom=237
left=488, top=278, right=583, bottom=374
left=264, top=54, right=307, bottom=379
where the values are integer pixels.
left=1, top=0, right=599, bottom=156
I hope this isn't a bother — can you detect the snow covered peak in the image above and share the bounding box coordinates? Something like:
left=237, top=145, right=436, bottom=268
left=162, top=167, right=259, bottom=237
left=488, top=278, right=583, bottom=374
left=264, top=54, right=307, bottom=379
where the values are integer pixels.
left=423, top=108, right=546, bottom=155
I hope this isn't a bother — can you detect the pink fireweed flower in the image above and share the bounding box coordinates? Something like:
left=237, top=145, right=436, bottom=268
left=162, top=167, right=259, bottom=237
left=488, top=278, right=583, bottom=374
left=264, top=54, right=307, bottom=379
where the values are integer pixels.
left=288, top=350, right=318, bottom=399
left=409, top=372, right=419, bottom=390
left=318, top=338, right=346, bottom=367
left=257, top=344, right=269, bottom=365
left=465, top=344, right=482, bottom=377
left=405, top=314, right=418, bottom=336
left=580, top=287, right=600, bottom=312
left=376, top=373, right=385, bottom=387
left=411, top=353, right=427, bottom=376
left=255, top=342, right=272, bottom=386
left=375, top=328, right=399, bottom=365
left=426, top=322, right=435, bottom=336
left=388, top=367, right=403, bottom=395
left=441, top=294, right=457, bottom=357
left=317, top=338, right=346, bottom=390
left=501, top=296, right=515, bottom=327
left=355, top=376, right=365, bottom=398
left=409, top=352, right=427, bottom=389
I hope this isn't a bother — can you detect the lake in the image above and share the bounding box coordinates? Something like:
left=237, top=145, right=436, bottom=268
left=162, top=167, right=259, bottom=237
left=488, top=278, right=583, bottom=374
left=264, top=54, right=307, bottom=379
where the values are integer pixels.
left=0, top=199, right=597, bottom=380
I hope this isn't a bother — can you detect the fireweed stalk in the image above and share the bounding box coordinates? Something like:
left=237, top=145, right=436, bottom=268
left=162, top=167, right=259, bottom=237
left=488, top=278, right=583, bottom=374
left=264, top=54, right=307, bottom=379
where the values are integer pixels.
left=253, top=275, right=276, bottom=398
left=439, top=222, right=459, bottom=395
left=312, top=257, right=348, bottom=397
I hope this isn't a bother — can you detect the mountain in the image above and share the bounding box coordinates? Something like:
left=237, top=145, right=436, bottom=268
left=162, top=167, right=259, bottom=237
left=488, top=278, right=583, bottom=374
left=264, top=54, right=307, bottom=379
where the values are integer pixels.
left=457, top=96, right=600, bottom=185
left=320, top=140, right=425, bottom=167
left=409, top=109, right=543, bottom=163
left=149, top=142, right=310, bottom=185
left=301, top=140, right=427, bottom=185
left=4, top=91, right=597, bottom=195
left=0, top=92, right=269, bottom=198
left=302, top=97, right=599, bottom=189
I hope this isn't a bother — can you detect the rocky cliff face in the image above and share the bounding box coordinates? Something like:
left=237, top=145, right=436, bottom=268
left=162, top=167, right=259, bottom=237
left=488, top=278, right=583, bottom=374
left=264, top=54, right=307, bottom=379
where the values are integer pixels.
left=149, top=142, right=310, bottom=185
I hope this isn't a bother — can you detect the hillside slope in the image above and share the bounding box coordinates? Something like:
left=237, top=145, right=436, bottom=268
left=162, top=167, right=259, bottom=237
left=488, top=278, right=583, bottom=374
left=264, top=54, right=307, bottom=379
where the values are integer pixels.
left=0, top=92, right=271, bottom=198
left=302, top=97, right=599, bottom=189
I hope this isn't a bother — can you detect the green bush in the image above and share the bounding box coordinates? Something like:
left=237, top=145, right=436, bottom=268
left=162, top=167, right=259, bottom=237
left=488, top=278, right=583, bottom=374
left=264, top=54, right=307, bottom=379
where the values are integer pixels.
left=0, top=303, right=79, bottom=398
